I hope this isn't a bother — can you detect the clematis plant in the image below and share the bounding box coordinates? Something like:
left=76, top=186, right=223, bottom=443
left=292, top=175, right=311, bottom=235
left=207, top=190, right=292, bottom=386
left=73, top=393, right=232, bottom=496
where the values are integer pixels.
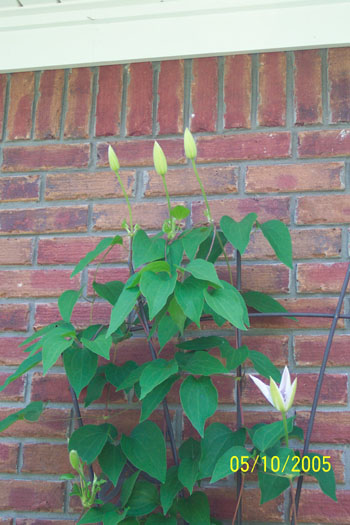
left=249, top=366, right=297, bottom=414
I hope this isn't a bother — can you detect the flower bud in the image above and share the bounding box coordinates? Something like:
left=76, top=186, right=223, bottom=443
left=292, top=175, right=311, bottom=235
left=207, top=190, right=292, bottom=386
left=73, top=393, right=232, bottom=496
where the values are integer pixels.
left=153, top=141, right=168, bottom=176
left=69, top=450, right=80, bottom=471
left=184, top=128, right=197, bottom=160
left=108, top=145, right=120, bottom=172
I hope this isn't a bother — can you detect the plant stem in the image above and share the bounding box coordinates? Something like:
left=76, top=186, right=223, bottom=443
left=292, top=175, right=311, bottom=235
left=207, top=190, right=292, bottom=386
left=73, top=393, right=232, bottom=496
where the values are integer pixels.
left=115, top=169, right=133, bottom=233
left=232, top=473, right=245, bottom=525
left=216, top=229, right=233, bottom=285
left=282, top=412, right=289, bottom=447
left=289, top=478, right=298, bottom=525
left=191, top=158, right=212, bottom=223
left=161, top=174, right=172, bottom=216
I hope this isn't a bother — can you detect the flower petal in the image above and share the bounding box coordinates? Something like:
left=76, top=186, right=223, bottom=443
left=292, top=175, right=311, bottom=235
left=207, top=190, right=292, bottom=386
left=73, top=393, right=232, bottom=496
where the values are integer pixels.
left=249, top=374, right=273, bottom=406
left=285, top=377, right=297, bottom=412
left=270, top=377, right=286, bottom=412
left=280, top=366, right=291, bottom=395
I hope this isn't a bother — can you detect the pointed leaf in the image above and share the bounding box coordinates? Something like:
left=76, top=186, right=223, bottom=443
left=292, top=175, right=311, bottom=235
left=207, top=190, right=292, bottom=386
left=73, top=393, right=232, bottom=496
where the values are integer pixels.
left=182, top=227, right=211, bottom=260
left=0, top=401, right=43, bottom=433
left=140, top=375, right=179, bottom=422
left=185, top=259, right=222, bottom=289
left=220, top=344, right=249, bottom=370
left=196, top=230, right=227, bottom=263
left=0, top=352, right=42, bottom=393
left=82, top=333, right=112, bottom=359
left=248, top=349, right=281, bottom=383
left=157, top=315, right=179, bottom=350
left=160, top=465, right=183, bottom=515
left=93, top=280, right=124, bottom=305
left=132, top=229, right=166, bottom=269
left=175, top=278, right=205, bottom=328
left=139, top=359, right=178, bottom=399
left=204, top=281, right=248, bottom=330
left=177, top=492, right=210, bottom=525
left=42, top=327, right=74, bottom=375
left=121, top=471, right=140, bottom=507
left=71, top=236, right=122, bottom=277
left=98, top=442, right=126, bottom=486
left=243, top=290, right=295, bottom=320
left=107, top=281, right=139, bottom=337
left=58, top=289, right=81, bottom=322
left=252, top=417, right=294, bottom=452
left=127, top=480, right=159, bottom=516
left=178, top=457, right=199, bottom=494
left=260, top=220, right=293, bottom=269
left=210, top=445, right=249, bottom=483
left=220, top=213, right=257, bottom=254
left=258, top=471, right=289, bottom=504
left=140, top=271, right=177, bottom=320
left=180, top=376, right=218, bottom=437
left=84, top=372, right=107, bottom=407
left=69, top=423, right=115, bottom=464
left=63, top=346, right=98, bottom=398
left=305, top=453, right=337, bottom=501
left=176, top=351, right=227, bottom=375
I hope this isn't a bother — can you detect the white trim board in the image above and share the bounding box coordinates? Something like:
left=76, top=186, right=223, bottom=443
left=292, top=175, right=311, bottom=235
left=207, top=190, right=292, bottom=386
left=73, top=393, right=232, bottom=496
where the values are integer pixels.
left=1, top=0, right=350, bottom=72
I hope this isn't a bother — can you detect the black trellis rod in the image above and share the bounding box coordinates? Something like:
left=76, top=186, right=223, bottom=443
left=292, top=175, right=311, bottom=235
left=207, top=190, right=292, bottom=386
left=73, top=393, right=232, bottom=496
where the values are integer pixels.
left=291, top=262, right=350, bottom=524
left=235, top=250, right=243, bottom=525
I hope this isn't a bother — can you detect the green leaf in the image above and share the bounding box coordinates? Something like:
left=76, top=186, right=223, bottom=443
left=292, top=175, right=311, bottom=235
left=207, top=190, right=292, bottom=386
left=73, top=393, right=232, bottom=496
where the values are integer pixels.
left=260, top=220, right=293, bottom=269
left=305, top=453, right=337, bottom=501
left=19, top=322, right=60, bottom=348
left=258, top=471, right=289, bottom=504
left=71, top=236, right=122, bottom=277
left=128, top=261, right=171, bottom=288
left=182, top=227, right=211, bottom=260
left=175, top=278, right=205, bottom=328
left=243, top=290, right=295, bottom=320
left=78, top=504, right=128, bottom=525
left=160, top=465, right=183, bottom=515
left=98, top=442, right=126, bottom=486
left=176, top=351, right=227, bottom=375
left=168, top=296, right=186, bottom=334
left=210, top=445, right=249, bottom=483
left=178, top=457, right=199, bottom=494
left=0, top=352, right=42, bottom=393
left=179, top=437, right=201, bottom=461
left=121, top=470, right=140, bottom=507
left=0, top=401, right=43, bottom=433
left=167, top=238, right=184, bottom=267
left=202, top=302, right=226, bottom=326
left=157, top=315, right=179, bottom=350
left=177, top=492, right=210, bottom=525
left=42, top=326, right=74, bottom=374
left=58, top=289, right=81, bottom=322
left=180, top=376, right=218, bottom=437
left=140, top=375, right=179, bottom=422
left=252, top=417, right=294, bottom=452
left=69, top=423, right=115, bottom=464
left=220, top=344, right=249, bottom=371
left=185, top=259, right=222, bottom=289
left=84, top=371, right=107, bottom=407
left=107, top=280, right=140, bottom=337
left=93, top=280, right=124, bottom=305
left=140, top=271, right=177, bottom=320
left=82, top=332, right=112, bottom=359
left=105, top=361, right=138, bottom=392
left=170, top=205, right=190, bottom=220
left=63, top=346, right=98, bottom=398
left=127, top=480, right=159, bottom=516
left=121, top=420, right=167, bottom=482
left=117, top=363, right=147, bottom=392
left=132, top=229, right=166, bottom=269
left=176, top=336, right=229, bottom=352
left=289, top=425, right=304, bottom=442
left=146, top=515, right=177, bottom=525
left=196, top=230, right=226, bottom=263
left=248, top=349, right=281, bottom=383
left=139, top=359, right=178, bottom=399
left=220, top=213, right=257, bottom=254
left=204, top=280, right=248, bottom=330
left=262, top=447, right=298, bottom=478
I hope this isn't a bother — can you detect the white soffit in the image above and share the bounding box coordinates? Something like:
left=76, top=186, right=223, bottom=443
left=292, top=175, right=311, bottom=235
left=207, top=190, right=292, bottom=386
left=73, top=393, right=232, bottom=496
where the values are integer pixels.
left=1, top=0, right=350, bottom=72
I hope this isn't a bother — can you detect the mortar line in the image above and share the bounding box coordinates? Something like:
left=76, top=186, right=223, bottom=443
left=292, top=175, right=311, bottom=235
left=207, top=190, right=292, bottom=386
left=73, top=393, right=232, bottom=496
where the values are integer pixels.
left=59, top=69, right=69, bottom=141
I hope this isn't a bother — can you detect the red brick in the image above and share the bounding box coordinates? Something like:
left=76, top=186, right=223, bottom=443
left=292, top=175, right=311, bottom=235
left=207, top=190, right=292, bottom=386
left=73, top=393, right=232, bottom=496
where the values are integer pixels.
left=2, top=143, right=90, bottom=172
left=298, top=128, right=350, bottom=157
left=245, top=162, right=344, bottom=193
left=0, top=175, right=39, bottom=202
left=7, top=72, right=35, bottom=140
left=329, top=48, right=350, bottom=123
left=17, top=521, right=75, bottom=525
left=35, top=302, right=111, bottom=330
left=0, top=206, right=88, bottom=234
left=157, top=60, right=184, bottom=135
left=197, top=132, right=291, bottom=163
left=0, top=75, right=7, bottom=141
left=0, top=337, right=28, bottom=365
left=244, top=228, right=342, bottom=260
left=297, top=411, right=350, bottom=444
left=192, top=196, right=290, bottom=225
left=126, top=62, right=153, bottom=136
left=224, top=54, right=251, bottom=129
left=297, top=194, right=350, bottom=224
left=295, top=335, right=350, bottom=367
left=191, top=57, right=218, bottom=133
left=0, top=480, right=64, bottom=512
left=0, top=520, right=13, bottom=525
left=298, top=262, right=349, bottom=293
left=0, top=238, right=33, bottom=265
left=0, top=373, right=24, bottom=401
left=87, top=267, right=129, bottom=295
left=0, top=304, right=29, bottom=332
left=97, top=138, right=185, bottom=167
left=95, top=65, right=123, bottom=137
left=0, top=443, right=18, bottom=473
left=0, top=408, right=69, bottom=438
left=45, top=170, right=135, bottom=201
left=22, top=443, right=72, bottom=475
left=241, top=335, right=288, bottom=367
left=258, top=53, right=286, bottom=127
left=38, top=236, right=129, bottom=265
left=93, top=201, right=170, bottom=231
left=145, top=165, right=238, bottom=197
left=0, top=269, right=80, bottom=298
left=217, top=264, right=290, bottom=294
left=294, top=49, right=322, bottom=125
left=304, top=449, right=344, bottom=484
left=64, top=68, right=93, bottom=138
left=298, top=489, right=350, bottom=523
left=34, top=70, right=64, bottom=140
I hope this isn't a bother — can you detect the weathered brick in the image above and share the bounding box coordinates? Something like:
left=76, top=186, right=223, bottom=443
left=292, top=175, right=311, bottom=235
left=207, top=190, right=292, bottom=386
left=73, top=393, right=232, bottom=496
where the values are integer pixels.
left=97, top=138, right=185, bottom=167
left=0, top=270, right=80, bottom=298
left=0, top=480, right=64, bottom=512
left=144, top=166, right=238, bottom=197
left=87, top=267, right=129, bottom=295
left=297, top=194, right=350, bottom=224
left=0, top=304, right=29, bottom=332
left=329, top=48, right=350, bottom=123
left=0, top=408, right=69, bottom=438
left=217, top=264, right=290, bottom=294
left=296, top=411, right=350, bottom=443
left=197, top=132, right=291, bottom=163
left=64, top=68, right=93, bottom=138
left=22, top=443, right=72, bottom=475
left=298, top=262, right=349, bottom=293
left=294, top=335, right=350, bottom=367
left=0, top=337, right=28, bottom=365
left=45, top=170, right=135, bottom=200
left=0, top=373, right=24, bottom=401
left=34, top=70, right=64, bottom=140
left=224, top=54, right=251, bottom=129
left=35, top=302, right=111, bottom=330
left=192, top=196, right=290, bottom=225
left=0, top=74, right=7, bottom=140
left=0, top=206, right=88, bottom=234
left=0, top=443, right=18, bottom=473
left=298, top=129, right=350, bottom=157
left=258, top=52, right=286, bottom=127
left=95, top=65, right=123, bottom=137
left=157, top=60, right=184, bottom=135
left=38, top=236, right=129, bottom=265
left=244, top=228, right=342, bottom=260
left=245, top=162, right=344, bottom=193
left=0, top=238, right=33, bottom=265
left=126, top=62, right=153, bottom=136
left=0, top=175, right=39, bottom=202
left=93, top=201, right=170, bottom=231
left=298, top=489, right=350, bottom=523
left=191, top=57, right=218, bottom=132
left=294, top=49, right=322, bottom=125
left=2, top=143, right=90, bottom=172
left=7, top=72, right=35, bottom=140
left=241, top=335, right=288, bottom=367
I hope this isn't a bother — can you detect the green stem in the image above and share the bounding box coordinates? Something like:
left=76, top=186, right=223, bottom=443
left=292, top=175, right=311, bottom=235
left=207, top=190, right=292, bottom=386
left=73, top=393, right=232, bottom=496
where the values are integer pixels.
left=282, top=411, right=289, bottom=447
left=115, top=169, right=134, bottom=233
left=161, top=174, right=172, bottom=216
left=191, top=158, right=212, bottom=223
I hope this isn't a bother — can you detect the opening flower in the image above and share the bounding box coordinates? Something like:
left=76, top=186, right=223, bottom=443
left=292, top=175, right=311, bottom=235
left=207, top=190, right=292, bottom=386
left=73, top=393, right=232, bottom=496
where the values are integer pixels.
left=249, top=366, right=297, bottom=414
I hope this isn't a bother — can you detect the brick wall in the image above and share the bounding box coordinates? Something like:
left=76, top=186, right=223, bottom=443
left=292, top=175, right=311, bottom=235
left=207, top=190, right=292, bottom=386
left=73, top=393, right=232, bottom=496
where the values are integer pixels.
left=0, top=48, right=350, bottom=523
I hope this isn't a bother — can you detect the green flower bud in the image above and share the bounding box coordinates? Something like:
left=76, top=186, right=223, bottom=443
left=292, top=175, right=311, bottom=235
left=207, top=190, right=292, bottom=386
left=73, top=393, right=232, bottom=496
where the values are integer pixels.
left=69, top=450, right=80, bottom=471
left=153, top=141, right=168, bottom=176
left=184, top=128, right=197, bottom=160
left=108, top=145, right=120, bottom=172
